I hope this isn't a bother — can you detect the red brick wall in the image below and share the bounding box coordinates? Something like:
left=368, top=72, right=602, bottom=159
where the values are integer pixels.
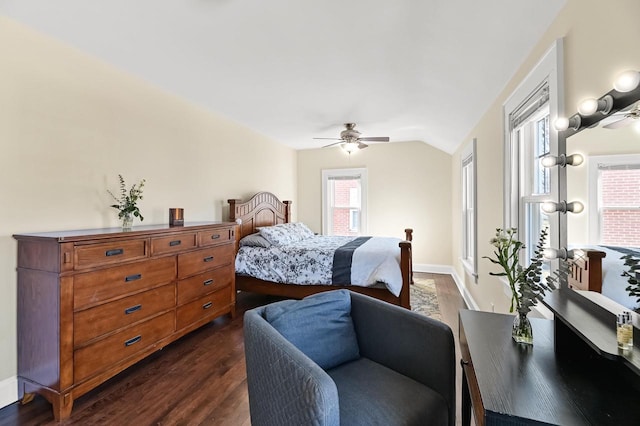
left=600, top=169, right=640, bottom=246
left=331, top=180, right=359, bottom=236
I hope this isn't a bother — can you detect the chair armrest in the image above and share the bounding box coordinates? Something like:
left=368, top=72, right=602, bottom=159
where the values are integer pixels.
left=244, top=308, right=340, bottom=426
left=350, top=292, right=455, bottom=426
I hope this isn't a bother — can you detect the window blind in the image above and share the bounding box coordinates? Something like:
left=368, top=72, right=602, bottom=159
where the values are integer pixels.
left=509, top=83, right=549, bottom=130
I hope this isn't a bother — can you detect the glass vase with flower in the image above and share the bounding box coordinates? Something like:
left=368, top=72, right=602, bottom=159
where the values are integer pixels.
left=108, top=174, right=145, bottom=230
left=484, top=227, right=556, bottom=344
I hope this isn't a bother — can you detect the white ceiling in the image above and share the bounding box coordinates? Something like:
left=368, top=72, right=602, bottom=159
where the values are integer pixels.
left=1, top=0, right=565, bottom=153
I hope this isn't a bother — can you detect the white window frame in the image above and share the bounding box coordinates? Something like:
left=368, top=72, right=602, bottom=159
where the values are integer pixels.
left=461, top=138, right=478, bottom=282
left=503, top=39, right=563, bottom=259
left=589, top=154, right=640, bottom=244
left=321, top=168, right=368, bottom=235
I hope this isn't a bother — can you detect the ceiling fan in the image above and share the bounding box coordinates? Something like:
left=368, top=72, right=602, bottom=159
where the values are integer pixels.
left=313, top=123, right=390, bottom=151
left=602, top=102, right=640, bottom=129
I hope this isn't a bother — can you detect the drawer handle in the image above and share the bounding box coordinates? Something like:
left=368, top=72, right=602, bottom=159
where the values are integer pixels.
left=204, top=256, right=214, bottom=262
left=125, top=304, right=142, bottom=315
left=169, top=240, right=181, bottom=247
left=125, top=274, right=142, bottom=282
left=203, top=279, right=214, bottom=286
left=211, top=234, right=221, bottom=240
left=106, top=248, right=124, bottom=257
left=125, top=335, right=142, bottom=347
left=203, top=302, right=213, bottom=310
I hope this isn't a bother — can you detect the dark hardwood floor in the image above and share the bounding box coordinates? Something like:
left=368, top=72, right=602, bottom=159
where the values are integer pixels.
left=0, top=273, right=468, bottom=426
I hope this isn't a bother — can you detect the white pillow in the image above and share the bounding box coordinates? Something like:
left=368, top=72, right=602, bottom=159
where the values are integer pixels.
left=259, top=223, right=312, bottom=245
left=239, top=233, right=272, bottom=248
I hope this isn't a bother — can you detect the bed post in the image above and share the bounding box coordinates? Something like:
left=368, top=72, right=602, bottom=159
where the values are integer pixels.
left=399, top=241, right=412, bottom=309
left=283, top=200, right=292, bottom=223
left=404, top=228, right=414, bottom=284
left=228, top=199, right=240, bottom=222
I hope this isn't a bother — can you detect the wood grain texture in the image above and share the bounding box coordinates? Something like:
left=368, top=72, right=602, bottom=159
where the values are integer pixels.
left=2, top=272, right=464, bottom=425
left=460, top=309, right=640, bottom=425
left=14, top=222, right=236, bottom=421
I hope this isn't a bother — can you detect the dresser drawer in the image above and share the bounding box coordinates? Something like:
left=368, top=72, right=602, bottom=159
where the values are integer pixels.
left=74, top=238, right=148, bottom=270
left=177, top=266, right=233, bottom=306
left=177, top=244, right=234, bottom=279
left=74, top=284, right=175, bottom=347
left=198, top=227, right=233, bottom=247
left=151, top=233, right=197, bottom=256
left=74, top=311, right=174, bottom=383
left=74, top=256, right=176, bottom=310
left=176, top=287, right=232, bottom=330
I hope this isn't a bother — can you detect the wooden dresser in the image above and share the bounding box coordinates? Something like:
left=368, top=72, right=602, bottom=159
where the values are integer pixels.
left=14, top=221, right=236, bottom=421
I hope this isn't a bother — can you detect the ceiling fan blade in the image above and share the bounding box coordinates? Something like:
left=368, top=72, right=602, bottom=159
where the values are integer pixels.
left=603, top=116, right=635, bottom=129
left=322, top=141, right=344, bottom=148
left=358, top=142, right=369, bottom=149
left=314, top=137, right=343, bottom=140
left=358, top=136, right=390, bottom=142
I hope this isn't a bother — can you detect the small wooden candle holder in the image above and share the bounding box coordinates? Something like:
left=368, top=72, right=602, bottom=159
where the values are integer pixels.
left=169, top=208, right=184, bottom=226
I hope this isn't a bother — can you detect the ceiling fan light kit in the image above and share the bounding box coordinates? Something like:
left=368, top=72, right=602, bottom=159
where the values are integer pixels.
left=313, top=122, right=390, bottom=153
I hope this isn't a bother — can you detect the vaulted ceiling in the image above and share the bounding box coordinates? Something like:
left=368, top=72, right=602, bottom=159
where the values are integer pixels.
left=1, top=1, right=566, bottom=153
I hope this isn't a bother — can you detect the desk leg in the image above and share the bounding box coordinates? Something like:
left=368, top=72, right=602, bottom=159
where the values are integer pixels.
left=461, top=360, right=471, bottom=426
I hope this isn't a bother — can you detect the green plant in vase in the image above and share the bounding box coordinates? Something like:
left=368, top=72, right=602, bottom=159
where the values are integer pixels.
left=108, top=174, right=145, bottom=230
left=484, top=227, right=557, bottom=344
left=622, top=253, right=640, bottom=313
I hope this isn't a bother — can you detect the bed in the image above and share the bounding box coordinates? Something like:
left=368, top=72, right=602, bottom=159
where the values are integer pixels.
left=227, top=192, right=413, bottom=309
left=569, top=245, right=639, bottom=311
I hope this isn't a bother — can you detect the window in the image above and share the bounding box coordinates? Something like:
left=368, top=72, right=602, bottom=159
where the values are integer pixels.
left=461, top=139, right=477, bottom=280
left=322, top=168, right=367, bottom=236
left=515, top=106, right=551, bottom=261
left=589, top=155, right=640, bottom=246
left=504, top=40, right=562, bottom=266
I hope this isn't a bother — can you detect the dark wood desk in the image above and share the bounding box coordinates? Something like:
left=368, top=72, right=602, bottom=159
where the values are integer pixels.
left=459, top=310, right=640, bottom=426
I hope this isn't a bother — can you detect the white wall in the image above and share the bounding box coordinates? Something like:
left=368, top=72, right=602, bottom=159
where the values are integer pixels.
left=451, top=0, right=640, bottom=312
left=0, top=16, right=296, bottom=405
left=297, top=141, right=453, bottom=268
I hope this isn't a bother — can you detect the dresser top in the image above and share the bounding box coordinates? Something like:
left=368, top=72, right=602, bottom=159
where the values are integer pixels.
left=14, top=221, right=236, bottom=242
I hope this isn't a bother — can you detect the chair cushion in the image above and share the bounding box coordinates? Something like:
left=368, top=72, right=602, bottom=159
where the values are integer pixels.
left=327, top=357, right=449, bottom=426
left=263, top=290, right=360, bottom=370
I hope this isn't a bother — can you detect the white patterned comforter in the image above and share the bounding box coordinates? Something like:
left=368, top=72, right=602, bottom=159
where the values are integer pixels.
left=235, top=235, right=403, bottom=296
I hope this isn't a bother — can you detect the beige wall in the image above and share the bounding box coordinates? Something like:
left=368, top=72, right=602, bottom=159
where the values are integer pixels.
left=451, top=0, right=640, bottom=312
left=0, top=17, right=296, bottom=393
left=297, top=141, right=453, bottom=267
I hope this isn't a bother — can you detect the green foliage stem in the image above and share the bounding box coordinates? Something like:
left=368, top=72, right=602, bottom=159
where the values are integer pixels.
left=108, top=174, right=146, bottom=222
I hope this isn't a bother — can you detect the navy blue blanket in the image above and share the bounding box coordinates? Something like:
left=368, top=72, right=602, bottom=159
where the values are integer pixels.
left=332, top=237, right=372, bottom=284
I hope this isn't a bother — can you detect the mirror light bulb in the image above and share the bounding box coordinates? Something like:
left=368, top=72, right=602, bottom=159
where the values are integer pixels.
left=568, top=201, right=584, bottom=214
left=554, top=117, right=569, bottom=131
left=578, top=98, right=599, bottom=116
left=541, top=202, right=558, bottom=214
left=543, top=248, right=559, bottom=259
left=614, top=70, right=640, bottom=93
left=568, top=153, right=584, bottom=166
left=541, top=156, right=558, bottom=167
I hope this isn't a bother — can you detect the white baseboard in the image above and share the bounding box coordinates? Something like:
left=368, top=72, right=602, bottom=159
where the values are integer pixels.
left=0, top=376, right=18, bottom=410
left=414, top=263, right=479, bottom=311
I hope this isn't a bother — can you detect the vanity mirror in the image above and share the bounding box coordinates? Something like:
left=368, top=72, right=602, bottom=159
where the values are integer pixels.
left=555, top=70, right=640, bottom=313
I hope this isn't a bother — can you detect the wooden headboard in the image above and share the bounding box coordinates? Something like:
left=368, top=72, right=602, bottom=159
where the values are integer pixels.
left=228, top=192, right=292, bottom=242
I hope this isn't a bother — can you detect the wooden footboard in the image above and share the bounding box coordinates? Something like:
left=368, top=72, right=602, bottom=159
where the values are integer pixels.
left=569, top=249, right=606, bottom=292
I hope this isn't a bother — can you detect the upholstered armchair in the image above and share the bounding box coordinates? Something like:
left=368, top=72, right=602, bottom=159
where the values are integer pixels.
left=243, top=290, right=455, bottom=426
